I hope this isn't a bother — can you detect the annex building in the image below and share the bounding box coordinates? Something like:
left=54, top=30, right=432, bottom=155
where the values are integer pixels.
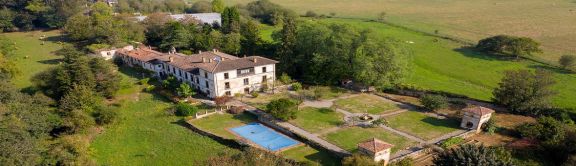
left=116, top=47, right=278, bottom=98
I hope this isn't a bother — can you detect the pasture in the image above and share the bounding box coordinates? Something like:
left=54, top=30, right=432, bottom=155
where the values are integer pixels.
left=299, top=18, right=576, bottom=111
left=2, top=30, right=63, bottom=89
left=213, top=0, right=576, bottom=62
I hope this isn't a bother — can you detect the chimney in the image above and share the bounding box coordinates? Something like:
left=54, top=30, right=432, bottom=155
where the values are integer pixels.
left=213, top=49, right=217, bottom=53
left=208, top=58, right=213, bottom=63
left=199, top=50, right=202, bottom=54
left=202, top=57, right=206, bottom=63
left=252, top=57, right=257, bottom=63
left=169, top=56, right=174, bottom=62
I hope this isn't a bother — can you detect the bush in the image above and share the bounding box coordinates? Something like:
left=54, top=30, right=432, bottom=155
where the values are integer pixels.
left=251, top=91, right=260, bottom=98
left=420, top=94, right=448, bottom=111
left=291, top=82, right=302, bottom=91
left=175, top=102, right=199, bottom=116
left=93, top=108, right=118, bottom=125
left=229, top=106, right=245, bottom=114
left=440, top=137, right=464, bottom=149
left=304, top=10, right=318, bottom=17
left=483, top=118, right=497, bottom=134
left=145, top=85, right=155, bottom=92
left=266, top=98, right=297, bottom=121
left=139, top=78, right=150, bottom=85
left=559, top=55, right=576, bottom=71
left=279, top=73, right=292, bottom=84
left=389, top=157, right=414, bottom=166
left=371, top=118, right=387, bottom=127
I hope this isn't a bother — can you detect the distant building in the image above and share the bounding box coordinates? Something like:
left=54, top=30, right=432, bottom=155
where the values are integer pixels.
left=132, top=13, right=222, bottom=26
left=116, top=47, right=277, bottom=98
left=90, top=45, right=134, bottom=60
left=357, top=138, right=393, bottom=165
left=460, top=106, right=495, bottom=133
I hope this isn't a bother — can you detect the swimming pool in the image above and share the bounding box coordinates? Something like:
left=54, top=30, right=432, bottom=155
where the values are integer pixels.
left=230, top=123, right=299, bottom=152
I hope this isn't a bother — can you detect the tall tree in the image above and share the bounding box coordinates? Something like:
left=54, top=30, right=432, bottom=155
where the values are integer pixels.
left=275, top=14, right=297, bottom=75
left=211, top=0, right=225, bottom=13
left=493, top=69, right=556, bottom=115
left=506, top=37, right=542, bottom=59
left=221, top=7, right=240, bottom=33
left=240, top=20, right=261, bottom=56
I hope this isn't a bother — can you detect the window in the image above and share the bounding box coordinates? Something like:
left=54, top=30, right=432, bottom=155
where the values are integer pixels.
left=262, top=67, right=267, bottom=73
left=225, top=82, right=230, bottom=89
left=262, top=75, right=267, bottom=82
left=176, top=70, right=180, bottom=76
left=204, top=72, right=208, bottom=78
left=243, top=78, right=249, bottom=85
left=225, top=91, right=231, bottom=96
left=205, top=81, right=209, bottom=88
left=239, top=68, right=251, bottom=74
left=224, top=73, right=229, bottom=79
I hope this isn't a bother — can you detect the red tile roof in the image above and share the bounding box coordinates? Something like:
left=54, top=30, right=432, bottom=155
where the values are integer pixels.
left=463, top=106, right=495, bottom=116
left=358, top=138, right=393, bottom=153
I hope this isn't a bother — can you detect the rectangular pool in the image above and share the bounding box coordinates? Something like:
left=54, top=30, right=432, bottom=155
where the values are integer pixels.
left=230, top=123, right=300, bottom=152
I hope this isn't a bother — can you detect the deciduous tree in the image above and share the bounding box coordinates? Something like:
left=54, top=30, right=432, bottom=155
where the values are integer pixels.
left=493, top=69, right=556, bottom=115
left=433, top=144, right=513, bottom=166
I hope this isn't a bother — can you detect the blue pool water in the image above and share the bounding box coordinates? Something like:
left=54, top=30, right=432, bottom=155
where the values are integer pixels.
left=231, top=123, right=299, bottom=151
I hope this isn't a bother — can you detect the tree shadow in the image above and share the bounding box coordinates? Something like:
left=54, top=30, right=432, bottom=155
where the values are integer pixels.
left=20, top=86, right=39, bottom=95
left=302, top=150, right=340, bottom=166
left=37, top=58, right=62, bottom=65
left=43, top=34, right=69, bottom=43
left=453, top=46, right=514, bottom=61
left=421, top=117, right=460, bottom=128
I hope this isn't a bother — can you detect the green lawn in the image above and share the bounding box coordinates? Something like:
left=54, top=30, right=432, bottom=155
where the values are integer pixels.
left=289, top=107, right=344, bottom=133
left=90, top=70, right=235, bottom=165
left=241, top=92, right=295, bottom=110
left=334, top=94, right=401, bottom=114
left=281, top=145, right=340, bottom=166
left=323, top=127, right=416, bottom=153
left=189, top=112, right=257, bottom=139
left=2, top=30, right=64, bottom=89
left=305, top=86, right=351, bottom=100
left=385, top=111, right=460, bottom=140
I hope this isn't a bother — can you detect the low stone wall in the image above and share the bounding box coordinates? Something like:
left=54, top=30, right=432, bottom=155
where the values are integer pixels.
left=183, top=120, right=245, bottom=150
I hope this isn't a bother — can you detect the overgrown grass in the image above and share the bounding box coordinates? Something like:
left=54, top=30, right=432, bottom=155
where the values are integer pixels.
left=289, top=107, right=344, bottom=133
left=281, top=145, right=340, bottom=166
left=323, top=127, right=416, bottom=153
left=385, top=111, right=460, bottom=140
left=334, top=94, right=401, bottom=114
left=2, top=30, right=64, bottom=89
left=189, top=113, right=257, bottom=139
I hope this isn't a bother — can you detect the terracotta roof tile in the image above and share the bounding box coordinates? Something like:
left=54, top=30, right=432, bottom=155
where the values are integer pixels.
left=357, top=138, right=393, bottom=153
left=463, top=106, right=495, bottom=116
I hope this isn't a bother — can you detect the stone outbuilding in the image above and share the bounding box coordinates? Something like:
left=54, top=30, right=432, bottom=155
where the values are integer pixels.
left=460, top=106, right=495, bottom=133
left=357, top=138, right=393, bottom=165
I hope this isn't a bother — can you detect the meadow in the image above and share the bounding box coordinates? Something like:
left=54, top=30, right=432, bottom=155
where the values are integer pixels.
left=208, top=0, right=576, bottom=63
left=2, top=30, right=63, bottom=88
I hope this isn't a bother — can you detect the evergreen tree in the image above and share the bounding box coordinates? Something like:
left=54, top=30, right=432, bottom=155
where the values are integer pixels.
left=433, top=144, right=513, bottom=166
left=221, top=7, right=240, bottom=33
left=275, top=14, right=297, bottom=75
left=211, top=0, right=225, bottom=13
left=241, top=20, right=261, bottom=56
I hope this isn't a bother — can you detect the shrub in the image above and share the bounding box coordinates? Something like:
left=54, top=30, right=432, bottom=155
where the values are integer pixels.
left=371, top=118, right=387, bottom=127
left=279, top=73, right=292, bottom=84
left=420, top=94, right=448, bottom=111
left=251, top=91, right=259, bottom=98
left=483, top=118, right=497, bottom=134
left=304, top=10, right=318, bottom=17
left=440, top=137, right=464, bottom=149
left=93, top=108, right=118, bottom=125
left=266, top=98, right=297, bottom=121
left=291, top=82, right=302, bottom=91
left=559, top=55, right=576, bottom=71
left=229, top=106, right=245, bottom=114
left=175, top=102, right=199, bottom=116
left=389, top=157, right=414, bottom=166
left=434, top=144, right=513, bottom=166
left=139, top=78, right=150, bottom=85
left=145, top=85, right=155, bottom=92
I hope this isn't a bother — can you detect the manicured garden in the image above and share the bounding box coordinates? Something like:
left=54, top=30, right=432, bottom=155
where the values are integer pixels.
left=189, top=113, right=257, bottom=139
left=323, top=127, right=417, bottom=153
left=334, top=94, right=401, bottom=114
left=281, top=145, right=340, bottom=166
left=385, top=111, right=461, bottom=140
left=289, top=107, right=344, bottom=133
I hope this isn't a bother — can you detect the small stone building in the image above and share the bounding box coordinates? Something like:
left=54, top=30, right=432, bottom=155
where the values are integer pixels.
left=357, top=138, right=393, bottom=165
left=460, top=106, right=495, bottom=133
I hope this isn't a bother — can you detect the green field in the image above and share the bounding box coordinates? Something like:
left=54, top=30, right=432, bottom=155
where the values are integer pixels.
left=281, top=146, right=340, bottom=166
left=323, top=127, right=416, bottom=153
left=334, top=94, right=401, bottom=114
left=385, top=111, right=460, bottom=140
left=189, top=112, right=257, bottom=139
left=90, top=68, right=235, bottom=165
left=213, top=0, right=576, bottom=63
left=289, top=107, right=344, bottom=133
left=2, top=30, right=63, bottom=88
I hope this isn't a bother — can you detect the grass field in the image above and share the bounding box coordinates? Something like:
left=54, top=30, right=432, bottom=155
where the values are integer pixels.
left=281, top=146, right=340, bottom=166
left=323, top=127, right=416, bottom=153
left=213, top=0, right=576, bottom=63
left=385, top=111, right=460, bottom=140
left=289, top=107, right=344, bottom=133
left=189, top=113, right=257, bottom=139
left=2, top=30, right=63, bottom=88
left=90, top=68, right=236, bottom=165
left=334, top=94, right=401, bottom=114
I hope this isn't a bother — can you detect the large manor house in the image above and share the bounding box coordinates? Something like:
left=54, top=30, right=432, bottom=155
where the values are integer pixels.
left=116, top=46, right=278, bottom=98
